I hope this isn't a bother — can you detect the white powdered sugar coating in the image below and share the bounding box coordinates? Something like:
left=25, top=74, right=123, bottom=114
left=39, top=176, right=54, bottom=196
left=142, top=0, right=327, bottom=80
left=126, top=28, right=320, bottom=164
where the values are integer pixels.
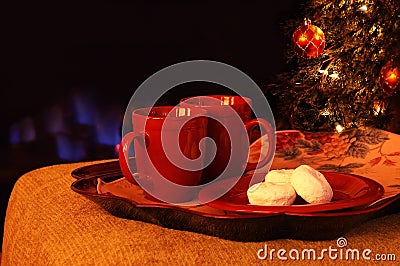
left=265, top=169, right=294, bottom=184
left=290, top=165, right=333, bottom=204
left=247, top=182, right=297, bottom=206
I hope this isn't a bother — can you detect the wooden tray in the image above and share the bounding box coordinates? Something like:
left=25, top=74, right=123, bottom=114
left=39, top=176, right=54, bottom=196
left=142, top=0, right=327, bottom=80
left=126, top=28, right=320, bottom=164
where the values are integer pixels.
left=71, top=160, right=400, bottom=242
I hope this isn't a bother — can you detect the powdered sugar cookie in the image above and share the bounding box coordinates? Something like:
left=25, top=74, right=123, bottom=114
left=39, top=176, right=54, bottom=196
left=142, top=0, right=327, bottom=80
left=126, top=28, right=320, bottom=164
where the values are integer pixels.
left=265, top=169, right=294, bottom=183
left=290, top=165, right=333, bottom=204
left=247, top=182, right=297, bottom=206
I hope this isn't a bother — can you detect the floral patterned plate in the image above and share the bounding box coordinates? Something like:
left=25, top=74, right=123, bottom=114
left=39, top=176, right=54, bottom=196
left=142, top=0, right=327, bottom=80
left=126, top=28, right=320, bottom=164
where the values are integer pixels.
left=250, top=127, right=400, bottom=199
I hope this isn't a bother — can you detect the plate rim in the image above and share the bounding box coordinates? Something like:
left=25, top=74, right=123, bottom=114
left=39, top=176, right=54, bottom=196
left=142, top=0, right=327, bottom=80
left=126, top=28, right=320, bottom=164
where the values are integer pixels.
left=198, top=171, right=385, bottom=214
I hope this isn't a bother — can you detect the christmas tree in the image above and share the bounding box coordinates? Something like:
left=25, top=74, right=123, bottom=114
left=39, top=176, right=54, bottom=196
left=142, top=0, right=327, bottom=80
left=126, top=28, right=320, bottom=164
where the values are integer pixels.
left=266, top=0, right=400, bottom=133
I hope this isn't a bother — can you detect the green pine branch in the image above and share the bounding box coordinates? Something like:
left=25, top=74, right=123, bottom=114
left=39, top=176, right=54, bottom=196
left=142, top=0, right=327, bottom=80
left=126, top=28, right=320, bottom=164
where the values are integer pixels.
left=266, top=0, right=400, bottom=132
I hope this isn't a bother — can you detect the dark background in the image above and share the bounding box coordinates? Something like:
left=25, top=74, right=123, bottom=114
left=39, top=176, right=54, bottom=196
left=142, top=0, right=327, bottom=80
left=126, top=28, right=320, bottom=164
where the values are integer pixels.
left=0, top=1, right=303, bottom=245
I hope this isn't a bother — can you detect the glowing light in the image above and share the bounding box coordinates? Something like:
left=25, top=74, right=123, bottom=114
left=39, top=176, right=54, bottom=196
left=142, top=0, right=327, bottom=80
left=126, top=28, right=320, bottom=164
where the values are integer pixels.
left=373, top=102, right=386, bottom=116
left=95, top=107, right=122, bottom=146
left=358, top=5, right=367, bottom=12
left=9, top=117, right=37, bottom=144
left=56, top=135, right=86, bottom=161
left=319, top=69, right=339, bottom=79
left=320, top=109, right=331, bottom=116
left=72, top=90, right=97, bottom=126
left=319, top=70, right=328, bottom=75
left=335, top=123, right=344, bottom=133
left=329, top=73, right=339, bottom=79
left=56, top=135, right=73, bottom=161
left=9, top=124, right=20, bottom=144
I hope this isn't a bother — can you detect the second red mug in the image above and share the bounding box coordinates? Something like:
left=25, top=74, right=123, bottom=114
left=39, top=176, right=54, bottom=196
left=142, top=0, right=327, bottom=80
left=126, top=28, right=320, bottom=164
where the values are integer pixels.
left=180, top=95, right=275, bottom=184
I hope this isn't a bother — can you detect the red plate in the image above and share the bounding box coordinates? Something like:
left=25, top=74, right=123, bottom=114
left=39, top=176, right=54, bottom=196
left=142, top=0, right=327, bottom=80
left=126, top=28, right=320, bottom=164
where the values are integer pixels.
left=71, top=161, right=400, bottom=241
left=198, top=171, right=384, bottom=214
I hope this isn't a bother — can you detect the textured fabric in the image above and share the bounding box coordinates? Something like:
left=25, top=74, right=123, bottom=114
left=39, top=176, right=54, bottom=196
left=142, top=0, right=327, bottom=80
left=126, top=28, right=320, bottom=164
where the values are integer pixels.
left=2, top=160, right=400, bottom=266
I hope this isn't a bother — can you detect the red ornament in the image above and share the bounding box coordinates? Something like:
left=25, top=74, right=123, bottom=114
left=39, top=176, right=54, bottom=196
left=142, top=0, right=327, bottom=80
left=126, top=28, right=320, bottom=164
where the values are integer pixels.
left=379, top=61, right=400, bottom=95
left=292, top=19, right=326, bottom=59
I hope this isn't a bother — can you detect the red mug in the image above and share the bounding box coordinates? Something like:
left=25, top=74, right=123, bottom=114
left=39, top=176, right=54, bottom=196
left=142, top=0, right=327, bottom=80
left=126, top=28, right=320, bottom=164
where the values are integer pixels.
left=180, top=95, right=275, bottom=184
left=118, top=106, right=208, bottom=203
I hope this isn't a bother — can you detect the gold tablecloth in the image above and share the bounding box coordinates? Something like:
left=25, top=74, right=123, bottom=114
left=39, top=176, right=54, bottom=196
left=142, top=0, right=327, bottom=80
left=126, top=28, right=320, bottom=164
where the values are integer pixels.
left=2, top=159, right=400, bottom=266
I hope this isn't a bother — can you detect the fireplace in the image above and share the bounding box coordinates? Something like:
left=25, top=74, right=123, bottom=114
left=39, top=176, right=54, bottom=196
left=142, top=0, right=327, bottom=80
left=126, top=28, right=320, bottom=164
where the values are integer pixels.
left=0, top=0, right=321, bottom=247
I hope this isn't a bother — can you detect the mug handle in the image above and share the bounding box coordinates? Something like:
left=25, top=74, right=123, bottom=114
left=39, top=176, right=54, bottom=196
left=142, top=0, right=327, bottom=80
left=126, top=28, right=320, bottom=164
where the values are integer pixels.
left=244, top=118, right=275, bottom=171
left=118, top=131, right=147, bottom=185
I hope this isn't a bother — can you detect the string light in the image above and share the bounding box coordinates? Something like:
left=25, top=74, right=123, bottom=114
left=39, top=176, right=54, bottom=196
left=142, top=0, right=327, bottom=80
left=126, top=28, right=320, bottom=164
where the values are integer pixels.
left=320, top=108, right=331, bottom=116
left=329, top=73, right=339, bottom=79
left=335, top=123, right=344, bottom=133
left=319, top=70, right=328, bottom=75
left=358, top=5, right=367, bottom=12
left=373, top=102, right=386, bottom=116
left=318, top=70, right=339, bottom=79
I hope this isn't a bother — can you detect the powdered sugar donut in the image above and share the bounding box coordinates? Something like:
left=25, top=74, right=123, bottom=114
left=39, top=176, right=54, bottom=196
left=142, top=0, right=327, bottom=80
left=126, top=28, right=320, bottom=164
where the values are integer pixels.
left=290, top=165, right=333, bottom=204
left=247, top=182, right=297, bottom=206
left=265, top=169, right=294, bottom=183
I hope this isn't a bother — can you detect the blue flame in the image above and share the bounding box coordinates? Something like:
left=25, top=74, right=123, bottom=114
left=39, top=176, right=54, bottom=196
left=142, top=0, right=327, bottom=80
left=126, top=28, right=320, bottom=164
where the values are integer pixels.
left=9, top=124, right=20, bottom=144
left=95, top=106, right=122, bottom=146
left=9, top=117, right=36, bottom=144
left=56, top=134, right=86, bottom=161
left=72, top=90, right=97, bottom=126
left=56, top=135, right=73, bottom=160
